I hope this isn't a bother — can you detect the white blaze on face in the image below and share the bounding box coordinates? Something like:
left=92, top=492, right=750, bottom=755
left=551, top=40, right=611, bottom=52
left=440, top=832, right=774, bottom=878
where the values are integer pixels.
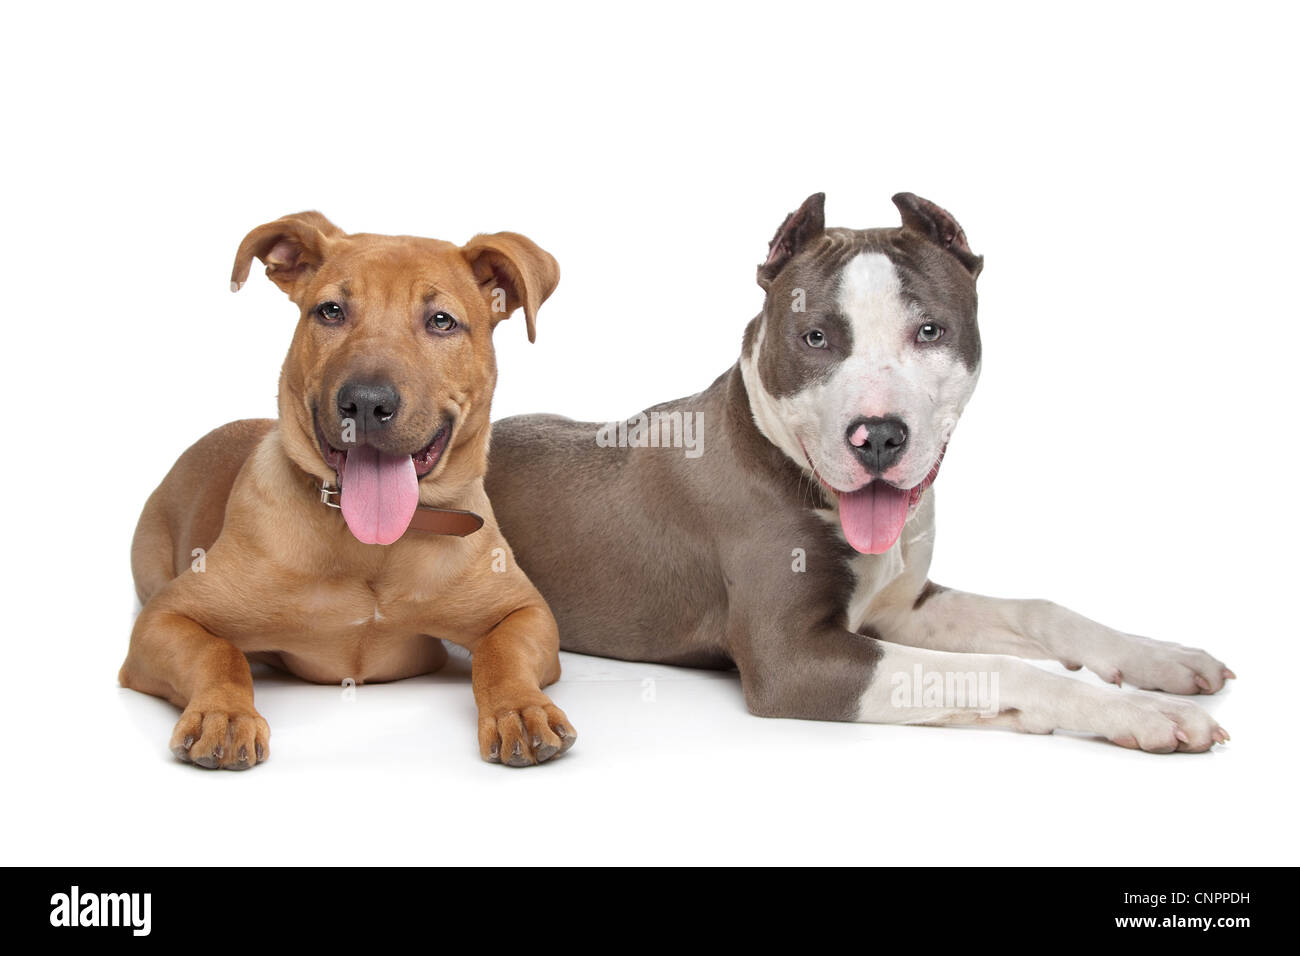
left=743, top=251, right=979, bottom=495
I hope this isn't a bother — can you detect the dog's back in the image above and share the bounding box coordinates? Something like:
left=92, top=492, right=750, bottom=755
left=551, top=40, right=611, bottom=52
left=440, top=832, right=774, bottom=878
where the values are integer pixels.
left=489, top=405, right=739, bottom=668
left=487, top=365, right=858, bottom=671
left=130, top=419, right=274, bottom=604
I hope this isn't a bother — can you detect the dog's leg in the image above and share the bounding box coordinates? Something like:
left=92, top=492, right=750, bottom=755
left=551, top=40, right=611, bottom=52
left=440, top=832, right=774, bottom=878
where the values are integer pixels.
left=735, top=625, right=1228, bottom=752
left=857, top=640, right=1229, bottom=752
left=120, top=603, right=270, bottom=770
left=870, top=584, right=1234, bottom=696
left=460, top=604, right=576, bottom=767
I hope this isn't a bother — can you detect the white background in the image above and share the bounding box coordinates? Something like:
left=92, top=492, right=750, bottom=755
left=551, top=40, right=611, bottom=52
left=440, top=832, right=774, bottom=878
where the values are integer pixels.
left=2, top=1, right=1296, bottom=865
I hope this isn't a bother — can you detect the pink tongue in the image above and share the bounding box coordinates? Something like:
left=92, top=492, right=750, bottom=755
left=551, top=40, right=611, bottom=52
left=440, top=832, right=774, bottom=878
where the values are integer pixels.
left=839, top=482, right=911, bottom=554
left=339, top=446, right=419, bottom=545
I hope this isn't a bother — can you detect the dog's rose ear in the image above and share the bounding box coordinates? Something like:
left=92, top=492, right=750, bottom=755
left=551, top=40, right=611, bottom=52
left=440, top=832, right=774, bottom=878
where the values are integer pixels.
left=757, top=193, right=826, bottom=289
left=461, top=233, right=560, bottom=343
left=892, top=193, right=983, bottom=278
left=231, top=211, right=344, bottom=296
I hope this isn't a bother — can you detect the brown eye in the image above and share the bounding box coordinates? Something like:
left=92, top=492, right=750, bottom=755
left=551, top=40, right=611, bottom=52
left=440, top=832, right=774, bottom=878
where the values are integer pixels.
left=316, top=301, right=344, bottom=325
left=917, top=322, right=944, bottom=343
left=427, top=311, right=457, bottom=333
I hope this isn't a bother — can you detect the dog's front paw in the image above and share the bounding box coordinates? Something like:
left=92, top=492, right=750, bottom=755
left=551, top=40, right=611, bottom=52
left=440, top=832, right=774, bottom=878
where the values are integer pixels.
left=1101, top=692, right=1229, bottom=754
left=170, top=698, right=270, bottom=770
left=478, top=699, right=576, bottom=767
left=1079, top=634, right=1235, bottom=696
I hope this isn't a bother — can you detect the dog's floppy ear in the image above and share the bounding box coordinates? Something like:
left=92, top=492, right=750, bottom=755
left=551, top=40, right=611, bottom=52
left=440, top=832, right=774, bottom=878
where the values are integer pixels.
left=461, top=232, right=560, bottom=343
left=892, top=193, right=983, bottom=279
left=230, top=211, right=345, bottom=296
left=757, top=192, right=826, bottom=290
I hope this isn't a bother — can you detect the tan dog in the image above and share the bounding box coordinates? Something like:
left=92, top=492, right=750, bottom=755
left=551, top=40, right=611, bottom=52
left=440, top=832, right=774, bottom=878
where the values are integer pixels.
left=121, top=211, right=575, bottom=769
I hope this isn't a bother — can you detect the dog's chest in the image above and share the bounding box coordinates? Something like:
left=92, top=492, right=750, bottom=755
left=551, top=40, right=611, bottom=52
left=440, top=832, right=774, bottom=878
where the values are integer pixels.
left=843, top=541, right=906, bottom=633
left=267, top=570, right=446, bottom=682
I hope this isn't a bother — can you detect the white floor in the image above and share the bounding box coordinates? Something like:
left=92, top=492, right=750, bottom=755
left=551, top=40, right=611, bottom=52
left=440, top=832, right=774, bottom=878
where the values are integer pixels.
left=8, top=601, right=1285, bottom=867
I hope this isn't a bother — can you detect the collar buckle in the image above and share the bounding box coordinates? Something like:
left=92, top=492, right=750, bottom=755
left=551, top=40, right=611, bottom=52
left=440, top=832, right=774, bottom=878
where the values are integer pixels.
left=319, top=482, right=342, bottom=509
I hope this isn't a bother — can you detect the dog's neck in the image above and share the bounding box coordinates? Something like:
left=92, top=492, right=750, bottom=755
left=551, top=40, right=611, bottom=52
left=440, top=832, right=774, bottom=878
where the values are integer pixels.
left=723, top=362, right=835, bottom=510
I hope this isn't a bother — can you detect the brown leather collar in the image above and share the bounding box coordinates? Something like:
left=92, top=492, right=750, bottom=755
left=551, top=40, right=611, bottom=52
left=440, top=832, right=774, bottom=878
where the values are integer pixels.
left=319, top=482, right=484, bottom=538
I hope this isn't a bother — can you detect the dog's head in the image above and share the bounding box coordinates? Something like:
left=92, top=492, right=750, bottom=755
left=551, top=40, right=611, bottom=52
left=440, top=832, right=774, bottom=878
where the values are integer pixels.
left=231, top=212, right=559, bottom=545
left=741, top=193, right=982, bottom=555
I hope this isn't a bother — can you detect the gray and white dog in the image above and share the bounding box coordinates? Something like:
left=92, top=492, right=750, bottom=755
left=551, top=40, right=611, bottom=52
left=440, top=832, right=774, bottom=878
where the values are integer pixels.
left=487, top=193, right=1233, bottom=752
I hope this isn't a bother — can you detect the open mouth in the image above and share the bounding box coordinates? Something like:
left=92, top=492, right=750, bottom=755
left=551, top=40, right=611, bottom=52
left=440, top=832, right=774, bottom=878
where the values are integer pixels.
left=802, top=443, right=946, bottom=556
left=314, top=417, right=452, bottom=546
left=316, top=421, right=451, bottom=479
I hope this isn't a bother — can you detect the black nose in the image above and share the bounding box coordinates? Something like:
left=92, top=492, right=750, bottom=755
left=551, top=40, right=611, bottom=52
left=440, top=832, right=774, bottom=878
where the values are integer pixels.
left=336, top=380, right=400, bottom=435
left=846, top=416, right=909, bottom=473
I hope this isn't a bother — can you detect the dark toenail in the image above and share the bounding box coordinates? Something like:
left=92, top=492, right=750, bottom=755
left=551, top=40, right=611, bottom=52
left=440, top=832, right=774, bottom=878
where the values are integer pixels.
left=536, top=742, right=559, bottom=762
left=255, top=743, right=265, bottom=761
left=505, top=741, right=532, bottom=767
left=184, top=735, right=195, bottom=750
left=238, top=745, right=248, bottom=762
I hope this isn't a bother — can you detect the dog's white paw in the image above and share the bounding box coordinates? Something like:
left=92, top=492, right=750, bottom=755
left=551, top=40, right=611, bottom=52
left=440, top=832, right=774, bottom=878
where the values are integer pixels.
left=1097, top=691, right=1229, bottom=753
left=1071, top=633, right=1235, bottom=696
